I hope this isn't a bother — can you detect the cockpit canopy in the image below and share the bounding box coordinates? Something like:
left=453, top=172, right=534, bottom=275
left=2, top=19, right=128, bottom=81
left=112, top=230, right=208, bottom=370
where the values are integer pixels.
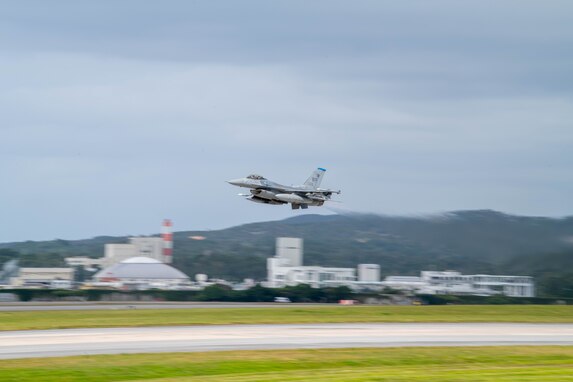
left=247, top=174, right=266, bottom=180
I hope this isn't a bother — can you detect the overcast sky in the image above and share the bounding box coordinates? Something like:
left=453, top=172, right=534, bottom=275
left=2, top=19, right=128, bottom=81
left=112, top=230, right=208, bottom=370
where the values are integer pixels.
left=1, top=1, right=572, bottom=242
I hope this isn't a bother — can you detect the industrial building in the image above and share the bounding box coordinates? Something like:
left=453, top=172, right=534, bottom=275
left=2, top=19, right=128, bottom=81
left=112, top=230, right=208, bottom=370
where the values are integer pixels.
left=64, top=256, right=102, bottom=268
left=102, top=219, right=173, bottom=267
left=265, top=237, right=534, bottom=297
left=66, top=219, right=174, bottom=269
left=382, top=270, right=535, bottom=297
left=103, top=237, right=164, bottom=267
left=276, top=237, right=303, bottom=266
left=9, top=267, right=74, bottom=288
left=91, top=256, right=190, bottom=290
left=358, top=264, right=381, bottom=282
left=267, top=237, right=363, bottom=288
left=84, top=220, right=186, bottom=290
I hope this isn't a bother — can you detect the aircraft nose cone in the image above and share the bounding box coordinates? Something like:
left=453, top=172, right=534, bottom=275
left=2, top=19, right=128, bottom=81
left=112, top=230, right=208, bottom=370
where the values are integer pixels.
left=227, top=179, right=243, bottom=186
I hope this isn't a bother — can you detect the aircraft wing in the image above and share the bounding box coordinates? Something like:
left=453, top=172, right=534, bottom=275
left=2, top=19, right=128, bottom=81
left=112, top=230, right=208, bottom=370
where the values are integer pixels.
left=310, top=189, right=341, bottom=194
left=259, top=184, right=341, bottom=193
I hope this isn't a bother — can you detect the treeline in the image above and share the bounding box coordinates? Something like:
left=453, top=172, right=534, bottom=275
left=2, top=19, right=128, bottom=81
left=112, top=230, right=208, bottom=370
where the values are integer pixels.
left=420, top=294, right=573, bottom=305
left=2, top=284, right=353, bottom=303
left=3, top=286, right=572, bottom=305
left=0, top=248, right=67, bottom=268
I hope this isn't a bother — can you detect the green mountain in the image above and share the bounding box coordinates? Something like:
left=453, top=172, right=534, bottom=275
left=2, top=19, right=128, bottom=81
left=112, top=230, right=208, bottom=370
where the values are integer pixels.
left=2, top=210, right=573, bottom=296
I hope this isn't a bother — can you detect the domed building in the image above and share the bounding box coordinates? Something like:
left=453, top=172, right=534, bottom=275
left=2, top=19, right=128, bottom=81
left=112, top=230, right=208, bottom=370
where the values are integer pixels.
left=93, top=257, right=190, bottom=290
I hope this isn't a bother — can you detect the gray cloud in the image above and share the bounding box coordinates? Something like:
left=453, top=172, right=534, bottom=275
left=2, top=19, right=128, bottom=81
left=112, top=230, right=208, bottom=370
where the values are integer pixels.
left=0, top=1, right=572, bottom=241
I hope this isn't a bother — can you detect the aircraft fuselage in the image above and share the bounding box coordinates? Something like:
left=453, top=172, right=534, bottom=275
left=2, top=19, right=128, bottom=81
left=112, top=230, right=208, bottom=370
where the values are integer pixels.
left=227, top=169, right=339, bottom=209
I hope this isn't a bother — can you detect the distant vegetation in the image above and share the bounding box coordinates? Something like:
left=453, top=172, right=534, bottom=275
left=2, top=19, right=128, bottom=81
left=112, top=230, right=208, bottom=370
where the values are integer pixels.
left=2, top=285, right=570, bottom=306
left=2, top=210, right=573, bottom=297
left=1, top=284, right=352, bottom=304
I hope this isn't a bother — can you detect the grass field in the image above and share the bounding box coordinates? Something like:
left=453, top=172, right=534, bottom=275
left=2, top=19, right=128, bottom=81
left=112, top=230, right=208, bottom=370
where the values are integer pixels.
left=1, top=346, right=572, bottom=382
left=0, top=305, right=572, bottom=331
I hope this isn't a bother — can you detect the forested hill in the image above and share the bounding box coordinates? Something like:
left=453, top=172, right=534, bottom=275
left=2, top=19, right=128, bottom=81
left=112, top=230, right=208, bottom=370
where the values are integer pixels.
left=2, top=210, right=573, bottom=296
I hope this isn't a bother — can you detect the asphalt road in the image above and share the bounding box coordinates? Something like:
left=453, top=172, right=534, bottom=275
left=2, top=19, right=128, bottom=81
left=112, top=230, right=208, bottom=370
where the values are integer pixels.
left=1, top=323, right=572, bottom=359
left=0, top=302, right=320, bottom=311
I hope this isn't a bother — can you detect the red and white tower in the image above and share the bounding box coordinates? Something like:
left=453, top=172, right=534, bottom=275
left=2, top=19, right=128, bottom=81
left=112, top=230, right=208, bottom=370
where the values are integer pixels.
left=162, top=219, right=173, bottom=264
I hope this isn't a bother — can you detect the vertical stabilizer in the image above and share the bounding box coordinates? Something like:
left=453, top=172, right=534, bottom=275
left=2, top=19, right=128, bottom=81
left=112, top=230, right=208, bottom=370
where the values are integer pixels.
left=304, top=168, right=326, bottom=188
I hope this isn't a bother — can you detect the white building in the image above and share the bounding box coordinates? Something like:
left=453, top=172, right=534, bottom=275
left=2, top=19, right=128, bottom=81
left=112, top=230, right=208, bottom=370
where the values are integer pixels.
left=358, top=264, right=380, bottom=282
left=267, top=237, right=356, bottom=288
left=275, top=237, right=303, bottom=267
left=92, top=257, right=190, bottom=290
left=104, top=244, right=137, bottom=267
left=268, top=261, right=356, bottom=288
left=130, top=237, right=164, bottom=260
left=103, top=237, right=165, bottom=267
left=10, top=267, right=74, bottom=288
left=64, top=256, right=103, bottom=268
left=382, top=276, right=426, bottom=291
left=382, top=270, right=535, bottom=297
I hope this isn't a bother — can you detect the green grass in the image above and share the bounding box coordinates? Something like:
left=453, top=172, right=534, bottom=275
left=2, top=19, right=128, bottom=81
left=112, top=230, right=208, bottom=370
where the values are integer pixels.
left=1, top=305, right=573, bottom=331
left=1, top=346, right=573, bottom=381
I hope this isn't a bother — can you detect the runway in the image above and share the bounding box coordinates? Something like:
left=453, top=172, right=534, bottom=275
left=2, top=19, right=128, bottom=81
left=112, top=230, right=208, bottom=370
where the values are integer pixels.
left=1, top=323, right=572, bottom=359
left=0, top=302, right=320, bottom=312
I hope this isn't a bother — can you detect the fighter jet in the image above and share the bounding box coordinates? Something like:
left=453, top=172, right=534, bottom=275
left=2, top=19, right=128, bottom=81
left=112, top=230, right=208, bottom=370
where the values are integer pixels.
left=227, top=168, right=341, bottom=210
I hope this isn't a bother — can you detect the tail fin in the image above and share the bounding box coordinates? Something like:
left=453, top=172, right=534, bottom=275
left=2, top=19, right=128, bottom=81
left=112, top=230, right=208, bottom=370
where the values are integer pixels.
left=304, top=168, right=326, bottom=188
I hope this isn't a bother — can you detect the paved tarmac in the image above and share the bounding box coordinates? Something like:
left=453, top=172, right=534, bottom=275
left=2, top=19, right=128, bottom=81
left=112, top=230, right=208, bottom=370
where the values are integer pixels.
left=0, top=302, right=320, bottom=311
left=1, top=323, right=572, bottom=359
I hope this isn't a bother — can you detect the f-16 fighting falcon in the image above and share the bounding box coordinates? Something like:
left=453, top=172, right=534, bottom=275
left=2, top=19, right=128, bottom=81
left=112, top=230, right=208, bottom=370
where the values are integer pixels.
left=227, top=168, right=341, bottom=210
